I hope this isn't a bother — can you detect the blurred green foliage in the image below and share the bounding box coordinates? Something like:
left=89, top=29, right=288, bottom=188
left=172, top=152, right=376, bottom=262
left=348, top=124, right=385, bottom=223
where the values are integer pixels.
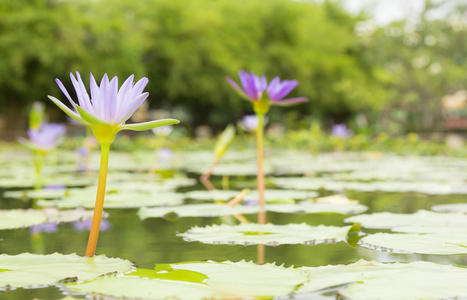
left=0, top=0, right=466, bottom=134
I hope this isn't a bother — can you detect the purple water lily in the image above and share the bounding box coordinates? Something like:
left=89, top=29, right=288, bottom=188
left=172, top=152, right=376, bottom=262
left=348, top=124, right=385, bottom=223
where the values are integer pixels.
left=226, top=70, right=308, bottom=106
left=239, top=115, right=268, bottom=132
left=20, top=123, right=66, bottom=151
left=73, top=218, right=111, bottom=232
left=266, top=77, right=308, bottom=105
left=50, top=72, right=149, bottom=125
left=49, top=72, right=179, bottom=257
left=226, top=70, right=268, bottom=101
left=30, top=223, right=59, bottom=235
left=332, top=124, right=352, bottom=139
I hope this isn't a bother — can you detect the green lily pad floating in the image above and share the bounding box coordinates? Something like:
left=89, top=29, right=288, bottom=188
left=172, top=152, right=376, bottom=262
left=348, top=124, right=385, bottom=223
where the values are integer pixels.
left=180, top=223, right=353, bottom=246
left=67, top=276, right=213, bottom=300
left=0, top=210, right=47, bottom=230
left=3, top=188, right=68, bottom=200
left=138, top=203, right=259, bottom=219
left=184, top=189, right=319, bottom=204
left=360, top=232, right=467, bottom=255
left=266, top=202, right=367, bottom=215
left=37, top=191, right=183, bottom=209
left=168, top=260, right=308, bottom=298
left=299, top=260, right=467, bottom=300
left=345, top=210, right=467, bottom=233
left=138, top=201, right=365, bottom=220
left=187, top=163, right=272, bottom=176
left=432, top=203, right=467, bottom=213
left=272, top=177, right=467, bottom=195
left=0, top=208, right=96, bottom=230
left=67, top=260, right=308, bottom=300
left=0, top=253, right=132, bottom=288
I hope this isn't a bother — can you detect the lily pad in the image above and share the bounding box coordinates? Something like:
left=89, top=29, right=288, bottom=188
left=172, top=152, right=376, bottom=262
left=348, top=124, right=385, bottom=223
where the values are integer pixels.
left=266, top=202, right=367, bottom=215
left=3, top=188, right=68, bottom=200
left=66, top=276, right=213, bottom=300
left=431, top=203, right=467, bottom=213
left=0, top=208, right=98, bottom=230
left=360, top=232, right=467, bottom=255
left=272, top=177, right=467, bottom=195
left=345, top=210, right=467, bottom=233
left=184, top=189, right=319, bottom=204
left=138, top=204, right=259, bottom=219
left=37, top=191, right=183, bottom=209
left=0, top=210, right=47, bottom=230
left=180, top=223, right=353, bottom=246
left=0, top=253, right=131, bottom=288
left=169, top=260, right=308, bottom=298
left=67, top=260, right=308, bottom=299
left=299, top=260, right=467, bottom=300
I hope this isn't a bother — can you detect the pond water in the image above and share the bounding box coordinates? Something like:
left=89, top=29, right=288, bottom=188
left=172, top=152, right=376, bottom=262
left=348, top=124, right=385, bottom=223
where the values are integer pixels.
left=1, top=150, right=467, bottom=299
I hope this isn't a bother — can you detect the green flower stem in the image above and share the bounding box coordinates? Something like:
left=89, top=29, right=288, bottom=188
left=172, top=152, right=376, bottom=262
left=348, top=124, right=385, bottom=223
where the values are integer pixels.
left=85, top=142, right=110, bottom=257
left=256, top=113, right=265, bottom=207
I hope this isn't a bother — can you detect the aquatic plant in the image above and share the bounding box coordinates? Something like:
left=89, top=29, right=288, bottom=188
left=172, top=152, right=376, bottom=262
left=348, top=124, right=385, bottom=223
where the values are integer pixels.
left=19, top=122, right=66, bottom=189
left=201, top=124, right=236, bottom=190
left=49, top=72, right=179, bottom=256
left=227, top=70, right=307, bottom=207
left=237, top=114, right=268, bottom=133
left=332, top=123, right=352, bottom=139
left=29, top=102, right=45, bottom=130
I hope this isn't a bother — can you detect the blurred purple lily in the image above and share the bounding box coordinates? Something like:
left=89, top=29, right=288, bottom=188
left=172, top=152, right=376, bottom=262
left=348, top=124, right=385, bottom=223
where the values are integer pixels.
left=19, top=123, right=66, bottom=151
left=266, top=77, right=308, bottom=106
left=30, top=223, right=59, bottom=235
left=332, top=124, right=352, bottom=139
left=226, top=70, right=308, bottom=106
left=226, top=70, right=267, bottom=101
left=239, top=115, right=268, bottom=132
left=73, top=218, right=111, bottom=232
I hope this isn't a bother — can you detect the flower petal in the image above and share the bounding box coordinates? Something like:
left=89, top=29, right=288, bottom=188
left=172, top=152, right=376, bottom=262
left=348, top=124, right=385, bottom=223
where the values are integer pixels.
left=115, top=75, right=135, bottom=118
left=106, top=76, right=118, bottom=121
left=119, top=119, right=180, bottom=132
left=239, top=70, right=258, bottom=100
left=89, top=73, right=100, bottom=115
left=267, top=80, right=299, bottom=101
left=47, top=96, right=85, bottom=124
left=70, top=72, right=92, bottom=113
left=55, top=79, right=76, bottom=108
left=271, top=97, right=308, bottom=106
left=113, top=92, right=149, bottom=124
left=76, top=106, right=110, bottom=125
left=226, top=77, right=247, bottom=98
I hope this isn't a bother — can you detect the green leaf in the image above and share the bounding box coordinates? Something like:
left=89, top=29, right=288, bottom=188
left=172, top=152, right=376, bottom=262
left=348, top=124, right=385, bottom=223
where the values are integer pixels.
left=214, top=124, right=235, bottom=158
left=185, top=189, right=318, bottom=203
left=180, top=223, right=353, bottom=246
left=66, top=276, right=213, bottom=300
left=170, top=260, right=308, bottom=298
left=0, top=210, right=47, bottom=229
left=38, top=191, right=183, bottom=209
left=119, top=119, right=180, bottom=132
left=76, top=106, right=109, bottom=125
left=128, top=268, right=209, bottom=284
left=432, top=203, right=467, bottom=213
left=361, top=232, right=467, bottom=255
left=345, top=210, right=467, bottom=233
left=0, top=253, right=132, bottom=288
left=300, top=260, right=467, bottom=300
left=138, top=203, right=259, bottom=219
left=0, top=208, right=97, bottom=230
